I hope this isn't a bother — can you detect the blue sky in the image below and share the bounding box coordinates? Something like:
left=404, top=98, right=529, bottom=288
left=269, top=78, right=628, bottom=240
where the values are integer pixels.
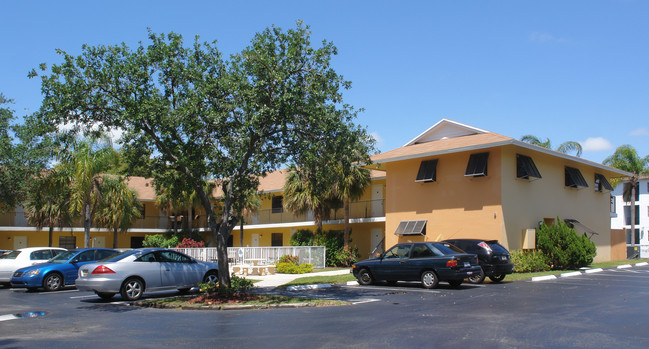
left=1, top=1, right=647, bottom=163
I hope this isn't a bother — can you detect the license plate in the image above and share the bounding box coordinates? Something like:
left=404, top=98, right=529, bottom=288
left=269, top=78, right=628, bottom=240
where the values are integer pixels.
left=464, top=262, right=470, bottom=267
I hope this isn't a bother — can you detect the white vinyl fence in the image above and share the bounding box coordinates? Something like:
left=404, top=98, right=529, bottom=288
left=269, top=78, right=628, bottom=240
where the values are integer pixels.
left=176, top=246, right=326, bottom=269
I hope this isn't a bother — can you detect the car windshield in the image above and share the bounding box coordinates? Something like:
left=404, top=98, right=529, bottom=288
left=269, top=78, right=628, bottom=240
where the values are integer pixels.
left=0, top=251, right=20, bottom=260
left=433, top=242, right=465, bottom=255
left=48, top=251, right=77, bottom=264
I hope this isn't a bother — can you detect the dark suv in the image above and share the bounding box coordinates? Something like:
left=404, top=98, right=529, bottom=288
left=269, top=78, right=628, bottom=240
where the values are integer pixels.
left=442, top=239, right=514, bottom=283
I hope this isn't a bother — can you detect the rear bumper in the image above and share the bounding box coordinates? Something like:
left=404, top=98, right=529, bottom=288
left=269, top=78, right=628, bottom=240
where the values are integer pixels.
left=483, top=263, right=514, bottom=276
left=437, top=266, right=483, bottom=280
left=75, top=278, right=122, bottom=293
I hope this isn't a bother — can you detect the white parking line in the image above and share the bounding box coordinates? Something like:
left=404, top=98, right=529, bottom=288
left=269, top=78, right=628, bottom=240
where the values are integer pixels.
left=351, top=298, right=381, bottom=305
left=0, top=314, right=19, bottom=322
left=69, top=295, right=97, bottom=299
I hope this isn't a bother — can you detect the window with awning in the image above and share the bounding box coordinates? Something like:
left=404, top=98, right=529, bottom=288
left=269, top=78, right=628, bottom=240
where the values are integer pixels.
left=416, top=159, right=438, bottom=182
left=465, top=152, right=489, bottom=177
left=565, top=167, right=588, bottom=188
left=394, top=220, right=427, bottom=235
left=594, top=174, right=613, bottom=192
left=516, top=154, right=541, bottom=179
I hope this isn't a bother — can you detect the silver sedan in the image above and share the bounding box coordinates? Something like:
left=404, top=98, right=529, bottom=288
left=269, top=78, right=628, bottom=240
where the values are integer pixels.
left=76, top=248, right=218, bottom=301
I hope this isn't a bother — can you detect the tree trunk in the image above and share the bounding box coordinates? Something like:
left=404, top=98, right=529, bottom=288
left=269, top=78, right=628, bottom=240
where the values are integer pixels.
left=239, top=216, right=244, bottom=247
left=188, top=203, right=193, bottom=231
left=113, top=227, right=118, bottom=249
left=343, top=198, right=350, bottom=251
left=48, top=226, right=53, bottom=247
left=84, top=201, right=91, bottom=248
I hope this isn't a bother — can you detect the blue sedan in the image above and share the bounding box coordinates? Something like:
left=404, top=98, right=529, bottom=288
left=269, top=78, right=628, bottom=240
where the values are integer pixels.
left=10, top=248, right=118, bottom=291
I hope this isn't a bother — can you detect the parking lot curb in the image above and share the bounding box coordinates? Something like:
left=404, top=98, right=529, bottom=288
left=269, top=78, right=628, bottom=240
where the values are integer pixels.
left=532, top=275, right=557, bottom=282
left=347, top=281, right=359, bottom=286
left=560, top=271, right=582, bottom=278
left=584, top=268, right=603, bottom=274
left=286, top=283, right=333, bottom=291
left=617, top=264, right=632, bottom=269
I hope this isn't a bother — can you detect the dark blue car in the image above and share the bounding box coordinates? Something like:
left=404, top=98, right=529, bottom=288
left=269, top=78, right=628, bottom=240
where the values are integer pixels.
left=352, top=242, right=481, bottom=289
left=10, top=248, right=118, bottom=291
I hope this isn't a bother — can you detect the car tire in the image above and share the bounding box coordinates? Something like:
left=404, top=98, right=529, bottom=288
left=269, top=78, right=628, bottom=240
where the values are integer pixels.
left=357, top=268, right=374, bottom=285
left=489, top=274, right=506, bottom=283
left=421, top=270, right=439, bottom=289
left=43, top=273, right=63, bottom=291
left=121, top=277, right=144, bottom=301
left=448, top=279, right=463, bottom=288
left=96, top=292, right=115, bottom=300
left=203, top=271, right=218, bottom=285
left=467, top=268, right=485, bottom=284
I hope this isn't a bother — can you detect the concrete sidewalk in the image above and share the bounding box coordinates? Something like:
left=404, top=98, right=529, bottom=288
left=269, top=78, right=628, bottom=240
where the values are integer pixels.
left=248, top=268, right=352, bottom=288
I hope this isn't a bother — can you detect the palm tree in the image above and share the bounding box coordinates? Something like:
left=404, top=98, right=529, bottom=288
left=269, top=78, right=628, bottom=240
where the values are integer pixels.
left=233, top=186, right=261, bottom=246
left=94, top=176, right=141, bottom=248
left=332, top=164, right=371, bottom=251
left=520, top=135, right=583, bottom=157
left=63, top=138, right=118, bottom=247
left=24, top=170, right=72, bottom=247
left=603, top=145, right=649, bottom=246
left=283, top=165, right=339, bottom=234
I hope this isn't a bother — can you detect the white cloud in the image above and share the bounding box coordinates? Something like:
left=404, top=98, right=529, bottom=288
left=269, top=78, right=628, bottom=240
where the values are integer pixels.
left=370, top=131, right=384, bottom=150
left=581, top=137, right=613, bottom=152
left=529, top=32, right=570, bottom=44
left=57, top=121, right=124, bottom=146
left=629, top=127, right=649, bottom=136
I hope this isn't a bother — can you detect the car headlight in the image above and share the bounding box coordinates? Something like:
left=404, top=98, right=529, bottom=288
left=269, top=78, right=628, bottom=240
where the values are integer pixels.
left=25, top=269, right=41, bottom=277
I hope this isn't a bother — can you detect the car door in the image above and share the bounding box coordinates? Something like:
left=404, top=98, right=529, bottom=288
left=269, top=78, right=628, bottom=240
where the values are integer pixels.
left=65, top=250, right=97, bottom=284
left=134, top=252, right=163, bottom=289
left=158, top=251, right=202, bottom=288
left=377, top=244, right=412, bottom=281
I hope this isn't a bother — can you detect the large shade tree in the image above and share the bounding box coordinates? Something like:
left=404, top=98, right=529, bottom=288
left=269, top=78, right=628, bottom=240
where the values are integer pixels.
left=520, top=135, right=583, bottom=157
left=35, top=23, right=367, bottom=287
left=0, top=93, right=55, bottom=212
left=603, top=145, right=649, bottom=246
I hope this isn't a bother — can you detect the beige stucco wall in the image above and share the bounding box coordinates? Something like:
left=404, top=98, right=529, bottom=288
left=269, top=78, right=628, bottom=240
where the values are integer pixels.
left=500, top=145, right=614, bottom=262
left=384, top=147, right=504, bottom=249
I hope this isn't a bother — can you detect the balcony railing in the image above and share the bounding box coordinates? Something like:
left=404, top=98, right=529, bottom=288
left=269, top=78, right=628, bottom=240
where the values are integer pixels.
left=176, top=246, right=326, bottom=269
left=1, top=198, right=384, bottom=230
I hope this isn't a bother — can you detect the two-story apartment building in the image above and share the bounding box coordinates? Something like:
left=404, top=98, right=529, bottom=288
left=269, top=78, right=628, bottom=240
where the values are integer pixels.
left=366, top=119, right=629, bottom=262
left=0, top=119, right=631, bottom=262
left=610, top=175, right=649, bottom=258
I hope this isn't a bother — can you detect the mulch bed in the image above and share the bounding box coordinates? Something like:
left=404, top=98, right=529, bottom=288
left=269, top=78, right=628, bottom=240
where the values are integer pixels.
left=185, top=292, right=261, bottom=305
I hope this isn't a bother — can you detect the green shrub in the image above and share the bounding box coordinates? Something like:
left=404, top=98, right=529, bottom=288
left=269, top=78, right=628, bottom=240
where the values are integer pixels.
left=198, top=275, right=254, bottom=296
left=289, top=229, right=360, bottom=267
left=536, top=218, right=597, bottom=270
left=277, top=254, right=300, bottom=264
left=276, top=262, right=314, bottom=274
left=511, top=249, right=550, bottom=273
left=332, top=247, right=361, bottom=267
left=142, top=234, right=180, bottom=248
left=290, top=229, right=315, bottom=246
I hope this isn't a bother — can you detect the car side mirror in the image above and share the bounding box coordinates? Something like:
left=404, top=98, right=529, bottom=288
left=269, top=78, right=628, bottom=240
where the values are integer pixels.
left=71, top=259, right=79, bottom=264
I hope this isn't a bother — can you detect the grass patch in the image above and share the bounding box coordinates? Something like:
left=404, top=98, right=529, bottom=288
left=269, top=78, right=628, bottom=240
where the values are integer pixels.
left=588, top=258, right=649, bottom=269
left=506, top=258, right=649, bottom=281
left=138, top=294, right=347, bottom=308
left=280, top=273, right=357, bottom=288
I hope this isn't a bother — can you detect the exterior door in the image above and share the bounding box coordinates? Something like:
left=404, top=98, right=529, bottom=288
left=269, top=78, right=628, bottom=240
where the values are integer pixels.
left=370, top=228, right=384, bottom=257
left=14, top=236, right=27, bottom=249
left=371, top=185, right=384, bottom=217
left=251, top=234, right=260, bottom=247
left=92, top=236, right=106, bottom=248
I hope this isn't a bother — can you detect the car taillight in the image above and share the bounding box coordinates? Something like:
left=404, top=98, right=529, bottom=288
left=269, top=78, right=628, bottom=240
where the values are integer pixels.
left=478, top=241, right=493, bottom=253
left=92, top=265, right=115, bottom=274
left=446, top=260, right=458, bottom=267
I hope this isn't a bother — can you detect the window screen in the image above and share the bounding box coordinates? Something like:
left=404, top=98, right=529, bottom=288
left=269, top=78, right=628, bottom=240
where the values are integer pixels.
left=272, top=196, right=283, bottom=213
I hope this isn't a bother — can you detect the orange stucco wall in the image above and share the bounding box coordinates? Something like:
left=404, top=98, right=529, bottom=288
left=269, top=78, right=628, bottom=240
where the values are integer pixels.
left=384, top=147, right=503, bottom=248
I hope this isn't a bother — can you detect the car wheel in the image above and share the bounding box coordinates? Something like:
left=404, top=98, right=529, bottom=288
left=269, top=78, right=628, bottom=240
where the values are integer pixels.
left=448, top=279, right=463, bottom=288
left=121, top=277, right=144, bottom=301
left=203, top=271, right=218, bottom=285
left=489, top=274, right=506, bottom=283
left=357, top=268, right=374, bottom=285
left=43, top=273, right=63, bottom=291
left=467, top=268, right=485, bottom=284
left=96, top=292, right=115, bottom=300
left=421, top=270, right=439, bottom=289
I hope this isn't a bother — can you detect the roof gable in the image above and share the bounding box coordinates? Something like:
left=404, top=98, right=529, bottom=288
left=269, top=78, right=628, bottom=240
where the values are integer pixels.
left=404, top=119, right=488, bottom=146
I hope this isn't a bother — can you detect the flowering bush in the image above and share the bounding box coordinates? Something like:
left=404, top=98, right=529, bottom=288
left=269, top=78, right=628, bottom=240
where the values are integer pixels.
left=176, top=238, right=205, bottom=248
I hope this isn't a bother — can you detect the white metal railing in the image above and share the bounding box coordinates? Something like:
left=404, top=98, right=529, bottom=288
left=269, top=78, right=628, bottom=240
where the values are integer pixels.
left=175, top=246, right=326, bottom=269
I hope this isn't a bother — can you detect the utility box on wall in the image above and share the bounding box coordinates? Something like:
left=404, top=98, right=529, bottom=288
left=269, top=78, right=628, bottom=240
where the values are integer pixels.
left=522, top=229, right=536, bottom=249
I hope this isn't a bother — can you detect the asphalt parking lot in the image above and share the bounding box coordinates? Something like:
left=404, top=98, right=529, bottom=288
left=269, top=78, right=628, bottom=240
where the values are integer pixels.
left=1, top=265, right=649, bottom=348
